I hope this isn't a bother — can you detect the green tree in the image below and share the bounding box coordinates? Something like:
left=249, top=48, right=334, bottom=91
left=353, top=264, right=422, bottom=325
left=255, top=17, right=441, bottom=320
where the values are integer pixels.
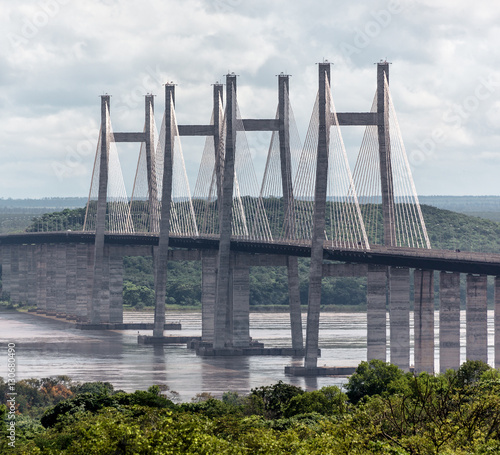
left=249, top=381, right=304, bottom=419
left=345, top=359, right=405, bottom=405
left=284, top=386, right=347, bottom=418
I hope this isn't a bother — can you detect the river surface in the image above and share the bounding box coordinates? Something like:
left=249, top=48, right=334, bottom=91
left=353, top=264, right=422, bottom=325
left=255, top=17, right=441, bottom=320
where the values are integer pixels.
left=0, top=310, right=495, bottom=401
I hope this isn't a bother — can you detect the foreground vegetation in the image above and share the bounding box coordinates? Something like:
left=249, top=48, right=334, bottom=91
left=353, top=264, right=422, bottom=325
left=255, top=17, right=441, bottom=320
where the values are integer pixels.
left=2, top=360, right=500, bottom=454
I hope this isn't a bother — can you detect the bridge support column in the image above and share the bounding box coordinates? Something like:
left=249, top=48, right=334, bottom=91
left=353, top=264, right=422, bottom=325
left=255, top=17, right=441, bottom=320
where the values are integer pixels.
left=86, top=246, right=95, bottom=322
left=27, top=245, right=37, bottom=307
left=214, top=73, right=238, bottom=349
left=10, top=245, right=19, bottom=304
left=414, top=269, right=434, bottom=374
left=495, top=276, right=500, bottom=369
left=109, top=249, right=123, bottom=323
left=101, top=247, right=111, bottom=323
left=367, top=264, right=387, bottom=361
left=201, top=251, right=217, bottom=343
left=36, top=244, right=47, bottom=313
left=76, top=244, right=89, bottom=322
left=466, top=274, right=487, bottom=362
left=55, top=244, right=67, bottom=317
left=65, top=244, right=77, bottom=319
left=304, top=62, right=331, bottom=369
left=153, top=84, right=175, bottom=338
left=91, top=94, right=110, bottom=324
left=389, top=267, right=410, bottom=371
left=377, top=62, right=396, bottom=247
left=287, top=256, right=303, bottom=350
left=18, top=245, right=28, bottom=304
left=46, top=244, right=57, bottom=315
left=2, top=245, right=11, bottom=299
left=232, top=254, right=250, bottom=348
left=439, top=271, right=461, bottom=372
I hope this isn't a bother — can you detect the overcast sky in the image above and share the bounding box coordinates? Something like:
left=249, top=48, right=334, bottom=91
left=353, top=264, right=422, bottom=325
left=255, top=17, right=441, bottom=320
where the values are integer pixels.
left=1, top=0, right=500, bottom=199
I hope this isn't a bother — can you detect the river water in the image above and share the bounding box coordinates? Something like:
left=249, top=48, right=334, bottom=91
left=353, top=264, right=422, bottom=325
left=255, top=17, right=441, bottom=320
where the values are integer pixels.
left=0, top=310, right=495, bottom=401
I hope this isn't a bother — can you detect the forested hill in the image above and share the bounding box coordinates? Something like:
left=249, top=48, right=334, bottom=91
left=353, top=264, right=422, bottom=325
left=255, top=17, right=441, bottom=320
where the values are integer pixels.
left=420, top=204, right=500, bottom=253
left=19, top=203, right=500, bottom=310
left=419, top=195, right=500, bottom=222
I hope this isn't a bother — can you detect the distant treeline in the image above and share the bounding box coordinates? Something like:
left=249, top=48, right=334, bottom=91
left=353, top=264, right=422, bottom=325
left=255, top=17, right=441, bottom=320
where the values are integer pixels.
left=0, top=197, right=87, bottom=210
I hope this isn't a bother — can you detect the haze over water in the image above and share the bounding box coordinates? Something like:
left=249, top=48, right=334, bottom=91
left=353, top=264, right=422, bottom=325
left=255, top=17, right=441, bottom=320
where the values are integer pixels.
left=0, top=310, right=495, bottom=401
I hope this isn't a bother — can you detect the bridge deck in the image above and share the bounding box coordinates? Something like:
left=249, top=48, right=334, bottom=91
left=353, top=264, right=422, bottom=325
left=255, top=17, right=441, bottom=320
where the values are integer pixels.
left=1, top=231, right=499, bottom=275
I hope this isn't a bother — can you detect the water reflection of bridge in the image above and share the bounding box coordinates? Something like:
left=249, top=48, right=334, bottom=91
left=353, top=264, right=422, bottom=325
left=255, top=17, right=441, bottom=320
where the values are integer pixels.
left=2, top=62, right=499, bottom=375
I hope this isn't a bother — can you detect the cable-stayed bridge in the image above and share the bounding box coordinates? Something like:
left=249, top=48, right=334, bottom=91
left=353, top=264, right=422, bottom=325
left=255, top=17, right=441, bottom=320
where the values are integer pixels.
left=1, top=62, right=499, bottom=375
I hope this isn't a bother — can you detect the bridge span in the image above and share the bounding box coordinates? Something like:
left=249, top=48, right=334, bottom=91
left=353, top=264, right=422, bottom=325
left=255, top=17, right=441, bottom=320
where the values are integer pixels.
left=2, top=231, right=500, bottom=276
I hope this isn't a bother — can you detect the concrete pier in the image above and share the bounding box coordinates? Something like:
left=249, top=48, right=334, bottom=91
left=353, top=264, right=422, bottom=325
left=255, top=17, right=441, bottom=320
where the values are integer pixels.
left=287, top=256, right=303, bottom=350
left=389, top=266, right=410, bottom=371
left=65, top=244, right=77, bottom=319
left=367, top=263, right=387, bottom=361
left=232, top=255, right=250, bottom=348
left=466, top=274, right=487, bottom=362
left=10, top=244, right=19, bottom=304
left=414, top=269, right=434, bottom=373
left=18, top=244, right=28, bottom=304
left=2, top=245, right=11, bottom=298
left=439, top=271, right=461, bottom=372
left=109, top=249, right=123, bottom=323
left=201, top=251, right=216, bottom=343
left=36, top=244, right=47, bottom=313
left=55, top=244, right=67, bottom=316
left=27, top=245, right=37, bottom=307
left=45, top=244, right=56, bottom=315
left=76, top=244, right=89, bottom=321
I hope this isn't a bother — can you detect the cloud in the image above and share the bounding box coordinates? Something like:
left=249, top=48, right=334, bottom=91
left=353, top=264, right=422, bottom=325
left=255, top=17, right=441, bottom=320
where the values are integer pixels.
left=0, top=0, right=500, bottom=197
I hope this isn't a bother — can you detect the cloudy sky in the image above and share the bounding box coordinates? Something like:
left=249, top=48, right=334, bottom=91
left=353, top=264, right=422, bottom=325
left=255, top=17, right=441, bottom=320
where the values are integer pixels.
left=1, top=0, right=500, bottom=199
